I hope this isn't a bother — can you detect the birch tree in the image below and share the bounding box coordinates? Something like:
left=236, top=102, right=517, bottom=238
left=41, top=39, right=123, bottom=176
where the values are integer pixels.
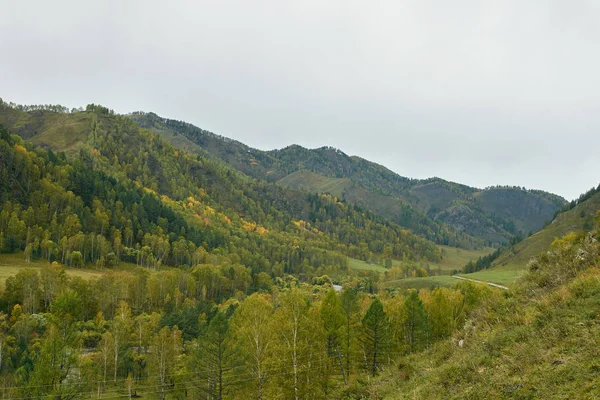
left=231, top=293, right=274, bottom=400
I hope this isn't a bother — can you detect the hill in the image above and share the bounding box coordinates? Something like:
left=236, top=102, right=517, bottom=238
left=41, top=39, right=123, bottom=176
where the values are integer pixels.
left=129, top=112, right=566, bottom=247
left=0, top=100, right=441, bottom=281
left=369, top=223, right=600, bottom=399
left=490, top=188, right=600, bottom=270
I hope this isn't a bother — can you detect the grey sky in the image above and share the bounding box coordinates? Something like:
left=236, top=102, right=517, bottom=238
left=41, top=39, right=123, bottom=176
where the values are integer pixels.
left=1, top=1, right=599, bottom=200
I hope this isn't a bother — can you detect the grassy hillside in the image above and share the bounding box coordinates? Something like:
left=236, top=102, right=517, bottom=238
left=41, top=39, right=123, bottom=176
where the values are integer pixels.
left=381, top=275, right=458, bottom=290
left=129, top=112, right=566, bottom=247
left=368, top=227, right=600, bottom=399
left=492, top=191, right=600, bottom=271
left=348, top=258, right=388, bottom=272
left=0, top=106, right=90, bottom=155
left=278, top=169, right=353, bottom=195
left=437, top=245, right=496, bottom=272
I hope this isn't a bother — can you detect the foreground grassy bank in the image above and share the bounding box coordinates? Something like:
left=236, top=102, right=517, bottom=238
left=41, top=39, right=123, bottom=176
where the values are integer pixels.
left=365, top=229, right=600, bottom=399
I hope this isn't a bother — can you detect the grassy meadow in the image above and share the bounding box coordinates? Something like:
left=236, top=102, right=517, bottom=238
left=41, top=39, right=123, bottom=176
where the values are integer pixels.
left=0, top=252, right=136, bottom=288
left=436, top=245, right=495, bottom=271
left=459, top=265, right=525, bottom=286
left=381, top=275, right=459, bottom=290
left=349, top=245, right=497, bottom=290
left=347, top=257, right=389, bottom=272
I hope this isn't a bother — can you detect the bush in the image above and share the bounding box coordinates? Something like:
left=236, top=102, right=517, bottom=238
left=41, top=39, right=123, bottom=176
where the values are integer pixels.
left=69, top=251, right=83, bottom=267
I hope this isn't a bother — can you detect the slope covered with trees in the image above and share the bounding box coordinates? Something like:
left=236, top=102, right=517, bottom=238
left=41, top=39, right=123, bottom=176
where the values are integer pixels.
left=0, top=100, right=441, bottom=279
left=129, top=112, right=566, bottom=248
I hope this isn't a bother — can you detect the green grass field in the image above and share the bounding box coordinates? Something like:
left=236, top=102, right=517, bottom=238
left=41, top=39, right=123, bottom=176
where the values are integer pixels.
left=278, top=170, right=353, bottom=195
left=492, top=192, right=600, bottom=271
left=349, top=245, right=495, bottom=274
left=382, top=275, right=458, bottom=290
left=459, top=265, right=525, bottom=286
left=349, top=245, right=496, bottom=290
left=348, top=258, right=388, bottom=272
left=0, top=253, right=103, bottom=287
left=435, top=245, right=495, bottom=271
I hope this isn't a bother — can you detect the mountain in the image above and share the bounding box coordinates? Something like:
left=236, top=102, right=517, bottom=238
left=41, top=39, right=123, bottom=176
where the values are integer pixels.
left=129, top=111, right=567, bottom=247
left=0, top=99, right=593, bottom=399
left=0, top=100, right=441, bottom=278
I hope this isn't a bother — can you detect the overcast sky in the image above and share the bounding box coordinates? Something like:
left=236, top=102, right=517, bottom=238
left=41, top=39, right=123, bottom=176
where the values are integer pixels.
left=1, top=1, right=599, bottom=200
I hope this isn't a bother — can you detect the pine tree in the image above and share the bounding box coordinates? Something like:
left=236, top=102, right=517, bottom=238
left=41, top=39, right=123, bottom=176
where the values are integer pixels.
left=361, top=297, right=391, bottom=376
left=340, top=287, right=360, bottom=376
left=320, top=288, right=348, bottom=385
left=190, top=310, right=235, bottom=400
left=404, top=290, right=430, bottom=353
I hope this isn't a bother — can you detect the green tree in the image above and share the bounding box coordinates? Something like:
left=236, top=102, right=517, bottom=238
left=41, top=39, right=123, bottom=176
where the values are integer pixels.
left=404, top=290, right=430, bottom=353
left=28, top=322, right=82, bottom=399
left=420, top=287, right=465, bottom=340
left=274, top=288, right=311, bottom=400
left=111, top=301, right=132, bottom=384
left=50, top=289, right=83, bottom=321
left=320, top=288, right=347, bottom=386
left=98, top=331, right=114, bottom=389
left=4, top=269, right=40, bottom=313
left=340, top=287, right=360, bottom=376
left=231, top=293, right=274, bottom=400
left=361, top=297, right=390, bottom=376
left=148, top=326, right=182, bottom=400
left=189, top=309, right=235, bottom=400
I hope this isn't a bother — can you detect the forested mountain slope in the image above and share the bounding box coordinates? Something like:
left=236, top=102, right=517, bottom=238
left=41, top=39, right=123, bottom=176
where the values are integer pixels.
left=0, top=100, right=441, bottom=280
left=129, top=112, right=566, bottom=247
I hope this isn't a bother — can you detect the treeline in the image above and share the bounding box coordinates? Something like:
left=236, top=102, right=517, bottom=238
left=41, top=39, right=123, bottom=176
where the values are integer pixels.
left=553, top=183, right=600, bottom=218
left=0, top=98, right=82, bottom=114
left=0, top=263, right=493, bottom=399
left=130, top=111, right=242, bottom=146
left=0, top=99, right=116, bottom=116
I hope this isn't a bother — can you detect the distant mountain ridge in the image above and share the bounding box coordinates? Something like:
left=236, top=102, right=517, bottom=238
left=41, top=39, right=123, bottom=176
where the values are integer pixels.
left=0, top=101, right=566, bottom=249
left=129, top=111, right=566, bottom=247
